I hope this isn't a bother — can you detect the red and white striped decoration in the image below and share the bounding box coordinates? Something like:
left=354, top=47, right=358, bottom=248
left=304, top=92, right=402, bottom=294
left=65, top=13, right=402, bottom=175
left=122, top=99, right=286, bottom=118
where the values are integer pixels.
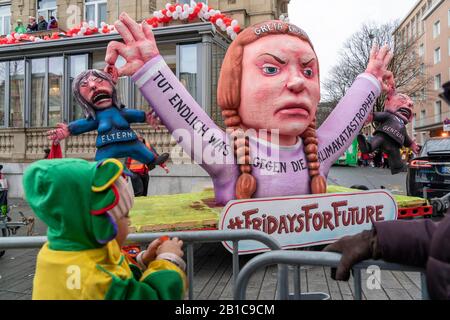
left=0, top=1, right=242, bottom=46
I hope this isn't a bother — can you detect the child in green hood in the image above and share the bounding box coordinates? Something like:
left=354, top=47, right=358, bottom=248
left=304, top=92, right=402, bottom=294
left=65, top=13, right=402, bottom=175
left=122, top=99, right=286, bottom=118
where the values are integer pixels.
left=24, top=158, right=186, bottom=300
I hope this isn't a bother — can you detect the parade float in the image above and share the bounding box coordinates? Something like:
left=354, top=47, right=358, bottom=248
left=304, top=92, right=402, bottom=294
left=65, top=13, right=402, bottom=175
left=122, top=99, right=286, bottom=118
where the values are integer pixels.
left=24, top=2, right=438, bottom=254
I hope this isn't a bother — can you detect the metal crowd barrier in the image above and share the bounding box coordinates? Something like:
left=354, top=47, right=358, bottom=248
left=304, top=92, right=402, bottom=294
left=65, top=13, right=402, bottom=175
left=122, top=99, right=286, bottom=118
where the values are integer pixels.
left=235, top=250, right=429, bottom=300
left=0, top=230, right=288, bottom=300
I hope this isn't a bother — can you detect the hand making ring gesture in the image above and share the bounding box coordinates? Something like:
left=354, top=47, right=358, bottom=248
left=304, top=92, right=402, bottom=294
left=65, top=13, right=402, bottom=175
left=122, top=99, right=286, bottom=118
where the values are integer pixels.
left=105, top=12, right=160, bottom=77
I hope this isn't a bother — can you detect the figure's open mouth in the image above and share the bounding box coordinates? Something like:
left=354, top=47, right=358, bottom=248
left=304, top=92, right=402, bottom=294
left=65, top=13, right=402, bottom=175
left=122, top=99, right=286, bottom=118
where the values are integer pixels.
left=397, top=107, right=412, bottom=120
left=92, top=91, right=112, bottom=104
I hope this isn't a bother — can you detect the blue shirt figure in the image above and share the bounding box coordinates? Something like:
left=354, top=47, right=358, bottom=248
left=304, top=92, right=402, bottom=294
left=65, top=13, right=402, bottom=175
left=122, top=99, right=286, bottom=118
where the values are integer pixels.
left=49, top=68, right=169, bottom=168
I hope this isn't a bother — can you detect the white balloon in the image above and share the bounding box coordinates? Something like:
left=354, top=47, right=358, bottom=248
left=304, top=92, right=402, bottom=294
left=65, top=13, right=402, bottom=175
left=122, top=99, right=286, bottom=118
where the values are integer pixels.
left=188, top=8, right=194, bottom=14
left=166, top=11, right=172, bottom=17
left=176, top=6, right=182, bottom=13
left=82, top=21, right=89, bottom=28
left=88, top=21, right=95, bottom=28
left=173, top=12, right=179, bottom=19
left=7, top=35, right=13, bottom=41
left=204, top=12, right=210, bottom=19
left=165, top=3, right=171, bottom=10
left=231, top=33, right=237, bottom=41
left=80, top=27, right=87, bottom=33
left=220, top=25, right=226, bottom=32
left=216, top=18, right=223, bottom=26
left=182, top=12, right=189, bottom=19
left=14, top=33, right=20, bottom=40
left=226, top=26, right=233, bottom=34
left=231, top=19, right=238, bottom=27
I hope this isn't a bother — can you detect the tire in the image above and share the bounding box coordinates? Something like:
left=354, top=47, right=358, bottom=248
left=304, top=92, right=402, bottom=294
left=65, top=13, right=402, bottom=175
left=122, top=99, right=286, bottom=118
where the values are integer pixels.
left=0, top=228, right=6, bottom=258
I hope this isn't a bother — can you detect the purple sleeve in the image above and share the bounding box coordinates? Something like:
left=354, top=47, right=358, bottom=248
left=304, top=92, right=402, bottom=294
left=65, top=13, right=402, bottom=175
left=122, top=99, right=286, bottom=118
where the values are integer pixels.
left=374, top=219, right=438, bottom=268
left=317, top=73, right=381, bottom=174
left=131, top=55, right=235, bottom=178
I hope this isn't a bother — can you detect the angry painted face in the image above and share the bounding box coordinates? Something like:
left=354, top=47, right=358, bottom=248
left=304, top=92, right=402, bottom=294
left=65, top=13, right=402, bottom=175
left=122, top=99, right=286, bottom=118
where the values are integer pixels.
left=385, top=93, right=414, bottom=123
left=79, top=75, right=114, bottom=110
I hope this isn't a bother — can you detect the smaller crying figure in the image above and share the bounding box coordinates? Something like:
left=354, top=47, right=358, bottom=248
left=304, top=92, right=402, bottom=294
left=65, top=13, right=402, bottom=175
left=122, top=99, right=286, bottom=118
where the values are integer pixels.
left=48, top=65, right=169, bottom=168
left=358, top=93, right=420, bottom=175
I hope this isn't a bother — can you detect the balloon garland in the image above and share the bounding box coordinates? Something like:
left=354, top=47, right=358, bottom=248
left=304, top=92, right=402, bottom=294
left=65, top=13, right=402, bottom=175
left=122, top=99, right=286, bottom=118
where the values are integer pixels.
left=147, top=1, right=241, bottom=40
left=0, top=1, right=241, bottom=46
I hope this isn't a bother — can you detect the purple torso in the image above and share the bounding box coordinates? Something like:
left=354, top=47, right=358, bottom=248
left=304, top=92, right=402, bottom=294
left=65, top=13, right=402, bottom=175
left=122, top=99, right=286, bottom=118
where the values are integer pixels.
left=132, top=55, right=381, bottom=205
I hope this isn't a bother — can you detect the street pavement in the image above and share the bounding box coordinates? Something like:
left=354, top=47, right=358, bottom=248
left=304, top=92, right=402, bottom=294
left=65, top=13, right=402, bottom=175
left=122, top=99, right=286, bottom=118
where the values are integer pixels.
left=0, top=166, right=425, bottom=300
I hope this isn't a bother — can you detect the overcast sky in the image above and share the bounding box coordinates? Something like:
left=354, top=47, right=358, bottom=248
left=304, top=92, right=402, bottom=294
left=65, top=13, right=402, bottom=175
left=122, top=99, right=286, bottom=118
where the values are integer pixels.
left=288, top=0, right=418, bottom=90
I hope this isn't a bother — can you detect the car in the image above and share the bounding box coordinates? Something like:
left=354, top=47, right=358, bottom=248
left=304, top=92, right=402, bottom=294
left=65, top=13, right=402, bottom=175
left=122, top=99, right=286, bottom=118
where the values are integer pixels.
left=407, top=137, right=450, bottom=200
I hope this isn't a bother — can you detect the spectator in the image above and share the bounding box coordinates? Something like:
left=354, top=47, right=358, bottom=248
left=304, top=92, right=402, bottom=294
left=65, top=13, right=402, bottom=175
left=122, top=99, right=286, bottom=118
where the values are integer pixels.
left=126, top=135, right=153, bottom=197
left=382, top=152, right=389, bottom=169
left=48, top=16, right=58, bottom=30
left=15, top=19, right=27, bottom=34
left=37, top=16, right=48, bottom=31
left=43, top=148, right=51, bottom=159
left=27, top=17, right=38, bottom=32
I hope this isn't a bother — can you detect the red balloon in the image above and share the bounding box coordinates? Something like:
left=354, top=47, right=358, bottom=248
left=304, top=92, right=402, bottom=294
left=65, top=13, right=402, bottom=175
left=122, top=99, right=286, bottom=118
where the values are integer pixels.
left=234, top=26, right=241, bottom=33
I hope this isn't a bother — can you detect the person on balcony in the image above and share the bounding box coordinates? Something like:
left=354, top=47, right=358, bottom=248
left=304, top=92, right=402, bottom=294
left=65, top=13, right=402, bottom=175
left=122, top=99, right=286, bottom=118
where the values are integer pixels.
left=27, top=17, right=38, bottom=33
left=15, top=19, right=27, bottom=34
left=37, top=16, right=48, bottom=31
left=48, top=16, right=58, bottom=30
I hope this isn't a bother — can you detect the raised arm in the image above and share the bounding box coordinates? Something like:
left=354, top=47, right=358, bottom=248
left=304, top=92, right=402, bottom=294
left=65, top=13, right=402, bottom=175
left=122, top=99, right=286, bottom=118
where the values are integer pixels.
left=318, top=45, right=394, bottom=174
left=105, top=13, right=234, bottom=178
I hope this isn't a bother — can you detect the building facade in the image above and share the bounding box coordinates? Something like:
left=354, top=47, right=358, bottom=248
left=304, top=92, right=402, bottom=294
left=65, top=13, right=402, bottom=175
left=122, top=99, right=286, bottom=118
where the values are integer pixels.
left=395, top=0, right=450, bottom=145
left=0, top=0, right=289, bottom=197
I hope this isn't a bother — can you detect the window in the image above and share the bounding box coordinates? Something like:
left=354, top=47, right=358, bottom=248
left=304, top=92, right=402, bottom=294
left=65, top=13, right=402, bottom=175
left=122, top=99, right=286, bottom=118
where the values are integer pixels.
left=179, top=44, right=198, bottom=103
left=37, top=0, right=57, bottom=22
left=0, top=5, right=10, bottom=36
left=435, top=74, right=441, bottom=90
left=31, top=58, right=46, bottom=127
left=434, top=47, right=441, bottom=64
left=85, top=0, right=107, bottom=28
left=420, top=110, right=426, bottom=127
left=48, top=57, right=63, bottom=127
left=435, top=101, right=442, bottom=123
left=419, top=43, right=424, bottom=57
left=433, top=20, right=440, bottom=38
left=30, top=57, right=63, bottom=127
left=10, top=60, right=25, bottom=127
left=69, top=54, right=89, bottom=121
left=0, top=62, right=6, bottom=127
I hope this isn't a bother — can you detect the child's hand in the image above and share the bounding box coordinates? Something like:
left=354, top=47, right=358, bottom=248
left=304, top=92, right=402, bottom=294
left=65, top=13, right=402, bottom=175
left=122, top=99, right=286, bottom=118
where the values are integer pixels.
left=157, top=237, right=184, bottom=258
left=141, top=238, right=162, bottom=265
